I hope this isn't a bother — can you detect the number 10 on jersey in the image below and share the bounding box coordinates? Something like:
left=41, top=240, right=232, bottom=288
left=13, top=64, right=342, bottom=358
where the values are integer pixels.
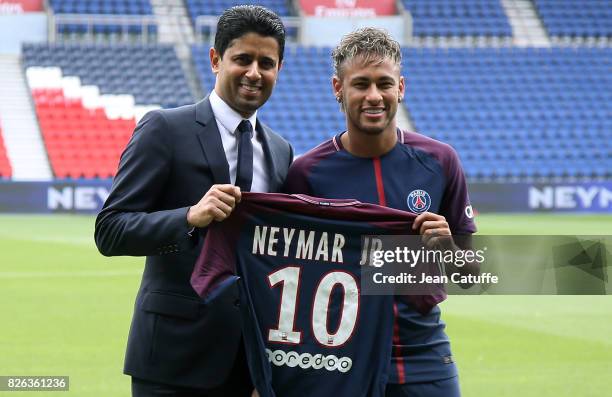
left=267, top=266, right=360, bottom=347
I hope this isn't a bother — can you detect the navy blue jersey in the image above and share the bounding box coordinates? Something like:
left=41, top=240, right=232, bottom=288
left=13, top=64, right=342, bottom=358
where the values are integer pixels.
left=191, top=192, right=434, bottom=397
left=282, top=130, right=477, bottom=384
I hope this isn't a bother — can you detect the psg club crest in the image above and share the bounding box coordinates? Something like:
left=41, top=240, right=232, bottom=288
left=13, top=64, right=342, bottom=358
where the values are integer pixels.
left=407, top=189, right=431, bottom=214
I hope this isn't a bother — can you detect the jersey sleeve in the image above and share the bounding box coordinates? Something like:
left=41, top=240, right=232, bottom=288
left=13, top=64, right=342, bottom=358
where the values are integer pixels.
left=439, top=147, right=477, bottom=235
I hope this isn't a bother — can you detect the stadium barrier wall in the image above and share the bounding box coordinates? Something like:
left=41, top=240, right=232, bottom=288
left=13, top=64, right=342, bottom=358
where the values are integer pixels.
left=0, top=181, right=610, bottom=214
left=471, top=182, right=612, bottom=213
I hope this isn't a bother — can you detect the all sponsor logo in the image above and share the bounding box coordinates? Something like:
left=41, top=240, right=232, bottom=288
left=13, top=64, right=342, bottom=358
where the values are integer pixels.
left=407, top=189, right=431, bottom=214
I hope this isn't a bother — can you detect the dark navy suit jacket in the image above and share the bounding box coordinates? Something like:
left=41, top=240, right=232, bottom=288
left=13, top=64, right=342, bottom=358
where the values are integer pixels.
left=94, top=96, right=293, bottom=388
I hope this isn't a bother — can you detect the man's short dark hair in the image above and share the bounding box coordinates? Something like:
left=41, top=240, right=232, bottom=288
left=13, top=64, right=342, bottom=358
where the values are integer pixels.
left=215, top=5, right=286, bottom=63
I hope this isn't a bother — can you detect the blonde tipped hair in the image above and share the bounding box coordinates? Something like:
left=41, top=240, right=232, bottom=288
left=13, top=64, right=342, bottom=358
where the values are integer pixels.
left=332, top=27, right=402, bottom=78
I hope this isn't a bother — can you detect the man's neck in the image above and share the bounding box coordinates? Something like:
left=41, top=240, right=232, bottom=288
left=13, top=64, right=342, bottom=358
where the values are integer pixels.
left=341, top=127, right=398, bottom=158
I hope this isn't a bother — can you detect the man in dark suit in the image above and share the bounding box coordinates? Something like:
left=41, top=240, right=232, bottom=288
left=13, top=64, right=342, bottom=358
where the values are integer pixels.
left=94, top=6, right=293, bottom=396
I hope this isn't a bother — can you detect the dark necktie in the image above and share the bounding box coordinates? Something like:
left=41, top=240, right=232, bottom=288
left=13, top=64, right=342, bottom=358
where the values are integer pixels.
left=235, top=120, right=253, bottom=192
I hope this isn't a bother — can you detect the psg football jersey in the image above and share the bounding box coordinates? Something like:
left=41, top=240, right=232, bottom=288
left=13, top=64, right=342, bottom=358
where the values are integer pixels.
left=282, top=129, right=477, bottom=384
left=191, top=192, right=437, bottom=397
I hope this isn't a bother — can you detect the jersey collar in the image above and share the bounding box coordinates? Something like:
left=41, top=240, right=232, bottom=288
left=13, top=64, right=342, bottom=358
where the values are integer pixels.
left=332, top=128, right=404, bottom=152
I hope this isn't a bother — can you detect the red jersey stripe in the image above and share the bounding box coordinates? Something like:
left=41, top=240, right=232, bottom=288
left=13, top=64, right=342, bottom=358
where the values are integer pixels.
left=392, top=302, right=406, bottom=383
left=373, top=158, right=406, bottom=383
left=372, top=157, right=386, bottom=207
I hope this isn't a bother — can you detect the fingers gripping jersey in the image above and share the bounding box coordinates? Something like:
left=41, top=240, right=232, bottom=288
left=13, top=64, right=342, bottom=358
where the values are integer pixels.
left=191, top=193, right=431, bottom=397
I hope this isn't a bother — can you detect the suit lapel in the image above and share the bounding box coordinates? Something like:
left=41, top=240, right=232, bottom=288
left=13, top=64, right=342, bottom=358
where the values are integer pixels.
left=195, top=97, right=231, bottom=184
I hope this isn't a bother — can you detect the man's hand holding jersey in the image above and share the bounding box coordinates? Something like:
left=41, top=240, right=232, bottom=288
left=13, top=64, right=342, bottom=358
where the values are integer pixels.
left=412, top=212, right=479, bottom=287
left=187, top=184, right=242, bottom=228
left=412, top=212, right=454, bottom=250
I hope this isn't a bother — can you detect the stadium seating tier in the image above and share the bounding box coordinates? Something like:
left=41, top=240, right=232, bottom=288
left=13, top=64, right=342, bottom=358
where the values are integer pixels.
left=49, top=0, right=156, bottom=34
left=23, top=44, right=193, bottom=109
left=534, top=0, right=612, bottom=37
left=19, top=25, right=611, bottom=181
left=402, top=47, right=611, bottom=180
left=50, top=0, right=153, bottom=15
left=401, top=0, right=512, bottom=36
left=32, top=88, right=134, bottom=178
left=23, top=43, right=194, bottom=179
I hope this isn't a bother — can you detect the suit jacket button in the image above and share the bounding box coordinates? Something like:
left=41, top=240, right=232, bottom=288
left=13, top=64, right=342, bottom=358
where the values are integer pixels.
left=233, top=299, right=240, bottom=307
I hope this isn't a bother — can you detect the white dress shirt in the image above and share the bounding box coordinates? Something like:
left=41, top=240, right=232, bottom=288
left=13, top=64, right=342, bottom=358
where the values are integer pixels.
left=209, top=90, right=270, bottom=193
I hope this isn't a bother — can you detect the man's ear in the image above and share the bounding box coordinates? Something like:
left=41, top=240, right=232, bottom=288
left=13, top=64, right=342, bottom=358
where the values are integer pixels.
left=332, top=75, right=342, bottom=101
left=399, top=75, right=405, bottom=99
left=209, top=47, right=220, bottom=74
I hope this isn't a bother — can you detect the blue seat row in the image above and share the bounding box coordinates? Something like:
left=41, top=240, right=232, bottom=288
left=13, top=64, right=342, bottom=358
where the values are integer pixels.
left=401, top=0, right=511, bottom=36
left=57, top=25, right=157, bottom=34
left=50, top=0, right=153, bottom=14
left=533, top=0, right=612, bottom=36
left=50, top=0, right=154, bottom=34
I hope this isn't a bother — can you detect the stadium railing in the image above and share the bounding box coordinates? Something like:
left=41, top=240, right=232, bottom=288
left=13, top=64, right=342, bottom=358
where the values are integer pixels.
left=49, top=14, right=158, bottom=43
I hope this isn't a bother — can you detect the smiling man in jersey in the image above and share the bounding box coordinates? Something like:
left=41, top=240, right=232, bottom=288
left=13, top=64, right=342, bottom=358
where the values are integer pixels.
left=282, top=28, right=477, bottom=397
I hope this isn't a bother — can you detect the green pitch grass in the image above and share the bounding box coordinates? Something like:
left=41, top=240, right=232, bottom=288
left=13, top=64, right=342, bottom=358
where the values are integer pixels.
left=0, top=214, right=610, bottom=396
